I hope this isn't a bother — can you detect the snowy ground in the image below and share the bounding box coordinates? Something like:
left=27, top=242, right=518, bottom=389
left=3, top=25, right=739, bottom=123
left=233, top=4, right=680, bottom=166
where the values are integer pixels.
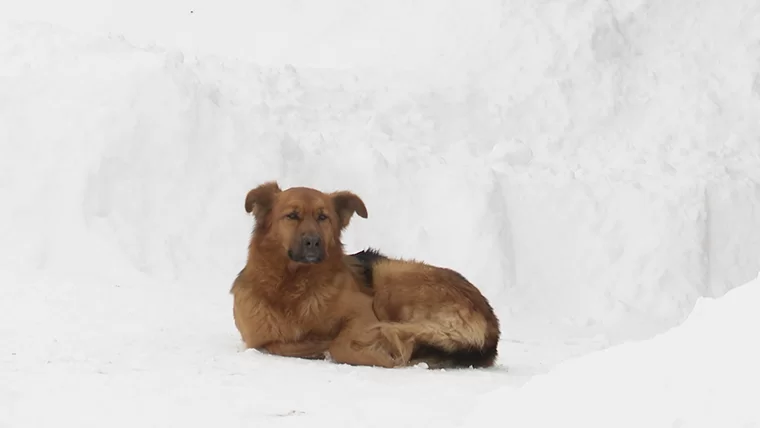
left=3, top=267, right=756, bottom=427
left=2, top=0, right=760, bottom=426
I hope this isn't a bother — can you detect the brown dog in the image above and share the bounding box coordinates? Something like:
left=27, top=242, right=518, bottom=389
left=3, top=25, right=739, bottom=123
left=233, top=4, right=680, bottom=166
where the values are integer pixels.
left=231, top=181, right=500, bottom=369
left=230, top=181, right=410, bottom=368
left=345, top=249, right=501, bottom=369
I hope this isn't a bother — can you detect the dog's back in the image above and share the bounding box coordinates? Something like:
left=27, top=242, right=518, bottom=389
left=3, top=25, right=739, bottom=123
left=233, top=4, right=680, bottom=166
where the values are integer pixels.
left=345, top=248, right=500, bottom=369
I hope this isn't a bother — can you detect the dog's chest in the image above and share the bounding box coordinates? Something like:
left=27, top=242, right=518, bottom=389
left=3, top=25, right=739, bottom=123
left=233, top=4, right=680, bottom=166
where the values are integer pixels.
left=268, top=281, right=340, bottom=335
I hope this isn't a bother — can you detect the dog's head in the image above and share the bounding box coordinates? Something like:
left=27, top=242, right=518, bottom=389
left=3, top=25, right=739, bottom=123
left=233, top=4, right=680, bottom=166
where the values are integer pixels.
left=244, top=181, right=368, bottom=264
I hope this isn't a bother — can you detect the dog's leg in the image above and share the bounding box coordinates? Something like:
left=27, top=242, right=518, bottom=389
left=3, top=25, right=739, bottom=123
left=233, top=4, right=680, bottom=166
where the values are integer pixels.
left=328, top=323, right=409, bottom=368
left=262, top=340, right=331, bottom=360
left=327, top=290, right=411, bottom=368
left=348, top=323, right=415, bottom=361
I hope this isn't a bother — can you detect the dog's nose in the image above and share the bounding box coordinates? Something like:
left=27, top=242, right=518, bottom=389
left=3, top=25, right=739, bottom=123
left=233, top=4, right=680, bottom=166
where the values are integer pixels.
left=302, top=234, right=321, bottom=249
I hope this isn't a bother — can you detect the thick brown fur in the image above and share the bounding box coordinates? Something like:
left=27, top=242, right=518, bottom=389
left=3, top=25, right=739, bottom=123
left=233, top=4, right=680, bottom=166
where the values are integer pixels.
left=231, top=182, right=415, bottom=368
left=345, top=248, right=501, bottom=369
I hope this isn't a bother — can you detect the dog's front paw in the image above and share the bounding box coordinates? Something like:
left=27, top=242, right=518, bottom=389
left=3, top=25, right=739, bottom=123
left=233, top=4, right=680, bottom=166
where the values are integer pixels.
left=370, top=324, right=414, bottom=367
left=349, top=323, right=412, bottom=368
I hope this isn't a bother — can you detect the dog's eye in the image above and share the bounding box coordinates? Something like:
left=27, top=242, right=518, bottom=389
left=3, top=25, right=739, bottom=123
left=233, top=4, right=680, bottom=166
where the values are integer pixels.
left=317, top=213, right=328, bottom=221
left=286, top=212, right=299, bottom=220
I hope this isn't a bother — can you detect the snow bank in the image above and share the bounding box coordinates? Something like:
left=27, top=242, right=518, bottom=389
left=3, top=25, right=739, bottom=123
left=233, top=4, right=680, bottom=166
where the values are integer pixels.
left=479, top=0, right=760, bottom=331
left=4, top=0, right=501, bottom=78
left=468, top=272, right=760, bottom=428
left=2, top=0, right=760, bottom=346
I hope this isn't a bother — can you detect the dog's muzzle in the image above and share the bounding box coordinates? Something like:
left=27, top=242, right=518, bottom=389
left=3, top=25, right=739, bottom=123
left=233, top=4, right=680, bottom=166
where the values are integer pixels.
left=289, top=233, right=324, bottom=263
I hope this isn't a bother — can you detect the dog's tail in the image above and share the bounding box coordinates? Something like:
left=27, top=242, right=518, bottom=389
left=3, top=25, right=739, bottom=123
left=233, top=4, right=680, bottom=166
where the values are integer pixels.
left=411, top=343, right=498, bottom=369
left=392, top=315, right=499, bottom=369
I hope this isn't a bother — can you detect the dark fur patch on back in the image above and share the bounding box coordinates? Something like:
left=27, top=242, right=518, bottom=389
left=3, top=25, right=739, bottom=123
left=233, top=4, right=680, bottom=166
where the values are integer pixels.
left=346, top=247, right=388, bottom=287
left=348, top=247, right=388, bottom=265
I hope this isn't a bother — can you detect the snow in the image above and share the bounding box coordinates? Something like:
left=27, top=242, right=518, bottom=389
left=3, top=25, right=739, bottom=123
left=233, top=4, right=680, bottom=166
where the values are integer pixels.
left=2, top=0, right=760, bottom=426
left=469, top=272, right=760, bottom=428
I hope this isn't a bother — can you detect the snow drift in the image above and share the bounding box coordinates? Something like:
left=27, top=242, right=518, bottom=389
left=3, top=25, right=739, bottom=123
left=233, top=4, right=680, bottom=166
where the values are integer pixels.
left=1, top=0, right=760, bottom=357
left=468, top=272, right=760, bottom=428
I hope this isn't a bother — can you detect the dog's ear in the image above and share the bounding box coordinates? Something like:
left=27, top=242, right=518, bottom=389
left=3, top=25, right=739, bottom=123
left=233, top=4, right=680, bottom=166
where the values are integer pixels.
left=245, top=181, right=282, bottom=218
left=331, top=191, right=368, bottom=229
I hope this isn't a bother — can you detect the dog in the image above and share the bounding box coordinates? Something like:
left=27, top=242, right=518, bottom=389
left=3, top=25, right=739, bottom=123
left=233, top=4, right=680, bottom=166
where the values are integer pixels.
left=345, top=249, right=501, bottom=369
left=230, top=181, right=411, bottom=368
left=231, top=181, right=500, bottom=369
